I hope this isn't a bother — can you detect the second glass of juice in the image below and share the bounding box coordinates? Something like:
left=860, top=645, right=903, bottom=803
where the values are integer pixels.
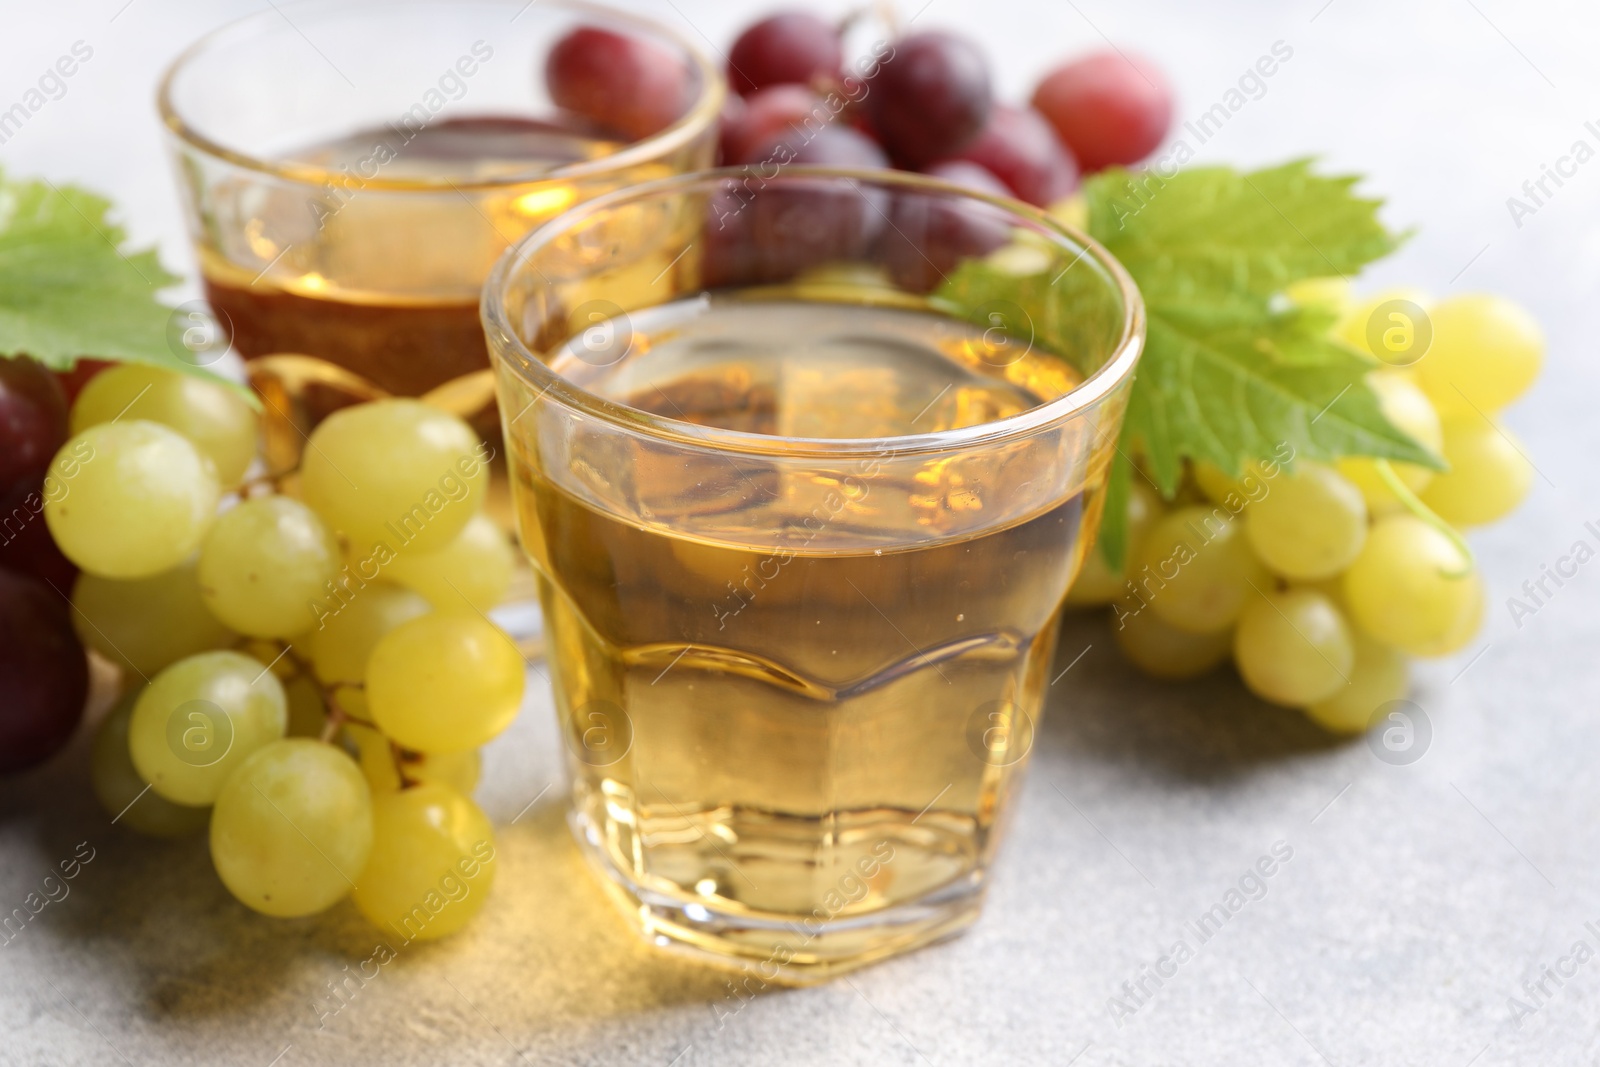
left=158, top=0, right=722, bottom=398
left=485, top=168, right=1145, bottom=980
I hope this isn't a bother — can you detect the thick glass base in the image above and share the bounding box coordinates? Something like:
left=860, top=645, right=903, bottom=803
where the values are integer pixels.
left=569, top=808, right=986, bottom=985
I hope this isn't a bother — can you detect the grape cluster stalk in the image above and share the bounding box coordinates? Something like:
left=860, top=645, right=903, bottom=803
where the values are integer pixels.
left=704, top=7, right=1173, bottom=212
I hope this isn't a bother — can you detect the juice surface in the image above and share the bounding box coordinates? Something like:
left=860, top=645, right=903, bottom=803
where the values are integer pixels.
left=203, top=116, right=624, bottom=396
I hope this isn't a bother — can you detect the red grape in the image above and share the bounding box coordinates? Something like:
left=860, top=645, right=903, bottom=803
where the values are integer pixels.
left=864, top=31, right=991, bottom=167
left=735, top=127, right=890, bottom=283
left=0, top=568, right=87, bottom=774
left=921, top=160, right=1011, bottom=196
left=716, top=91, right=747, bottom=162
left=720, top=85, right=829, bottom=165
left=944, top=104, right=1079, bottom=207
left=546, top=26, right=692, bottom=141
left=1031, top=52, right=1173, bottom=172
left=0, top=355, right=69, bottom=499
left=883, top=162, right=1011, bottom=293
left=55, top=358, right=116, bottom=406
left=727, top=11, right=843, bottom=96
left=0, top=479, right=77, bottom=591
left=775, top=122, right=888, bottom=168
left=701, top=183, right=764, bottom=291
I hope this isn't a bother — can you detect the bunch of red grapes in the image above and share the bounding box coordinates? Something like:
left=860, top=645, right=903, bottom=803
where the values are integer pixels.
left=546, top=11, right=1172, bottom=290
left=550, top=9, right=1175, bottom=198
left=715, top=10, right=1173, bottom=201
left=0, top=357, right=107, bottom=772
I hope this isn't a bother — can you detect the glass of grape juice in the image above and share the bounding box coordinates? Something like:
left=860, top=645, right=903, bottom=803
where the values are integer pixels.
left=484, top=168, right=1145, bottom=980
left=158, top=0, right=723, bottom=399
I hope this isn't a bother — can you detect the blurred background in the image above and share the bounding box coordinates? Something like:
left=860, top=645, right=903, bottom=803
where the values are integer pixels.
left=2, top=2, right=1597, bottom=1065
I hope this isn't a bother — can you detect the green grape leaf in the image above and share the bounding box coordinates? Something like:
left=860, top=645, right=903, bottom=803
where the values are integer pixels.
left=1125, top=301, right=1441, bottom=493
left=1096, top=448, right=1134, bottom=570
left=0, top=173, right=191, bottom=372
left=1083, top=161, right=1433, bottom=568
left=1086, top=159, right=1402, bottom=300
left=934, top=160, right=1433, bottom=572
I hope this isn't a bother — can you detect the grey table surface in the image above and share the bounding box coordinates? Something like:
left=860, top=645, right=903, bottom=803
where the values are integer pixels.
left=3, top=1, right=1598, bottom=1064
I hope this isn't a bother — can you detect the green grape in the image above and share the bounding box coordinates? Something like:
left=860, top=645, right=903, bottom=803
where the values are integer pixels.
left=1232, top=588, right=1354, bottom=707
left=1343, top=515, right=1484, bottom=657
left=346, top=722, right=481, bottom=795
left=1305, top=631, right=1409, bottom=734
left=1415, top=294, right=1543, bottom=417
left=1244, top=463, right=1367, bottom=580
left=405, top=748, right=481, bottom=795
left=70, top=363, right=259, bottom=487
left=366, top=614, right=524, bottom=753
left=384, top=513, right=514, bottom=614
left=1298, top=574, right=1347, bottom=609
left=303, top=583, right=431, bottom=686
left=982, top=242, right=1053, bottom=278
left=1111, top=598, right=1232, bottom=680
left=1334, top=288, right=1430, bottom=359
left=128, top=650, right=287, bottom=805
left=329, top=683, right=371, bottom=729
left=1047, top=193, right=1087, bottom=230
left=1424, top=576, right=1486, bottom=658
left=1191, top=459, right=1281, bottom=509
left=44, top=421, right=220, bottom=579
left=236, top=637, right=296, bottom=679
left=1192, top=462, right=1244, bottom=506
left=284, top=671, right=327, bottom=738
left=1135, top=506, right=1268, bottom=634
left=198, top=497, right=341, bottom=638
left=1067, top=482, right=1161, bottom=606
left=71, top=557, right=235, bottom=677
left=1337, top=372, right=1443, bottom=512
left=1285, top=276, right=1351, bottom=316
left=346, top=722, right=402, bottom=793
left=301, top=399, right=488, bottom=555
left=352, top=782, right=497, bottom=942
left=90, top=691, right=210, bottom=838
left=1419, top=416, right=1533, bottom=527
left=210, top=739, right=373, bottom=917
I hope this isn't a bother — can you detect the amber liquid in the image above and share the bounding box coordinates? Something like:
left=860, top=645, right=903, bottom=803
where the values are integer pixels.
left=508, top=298, right=1096, bottom=973
left=203, top=117, right=622, bottom=397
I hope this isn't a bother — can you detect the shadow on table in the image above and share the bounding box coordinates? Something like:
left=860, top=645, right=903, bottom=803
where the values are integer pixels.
left=0, top=743, right=735, bottom=1034
left=1036, top=611, right=1354, bottom=781
left=0, top=609, right=1354, bottom=1050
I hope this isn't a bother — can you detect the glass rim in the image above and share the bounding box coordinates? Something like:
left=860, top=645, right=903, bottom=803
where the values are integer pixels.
left=483, top=166, right=1147, bottom=460
left=155, top=0, right=726, bottom=193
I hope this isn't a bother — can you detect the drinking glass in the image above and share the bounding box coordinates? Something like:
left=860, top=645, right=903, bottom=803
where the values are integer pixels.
left=158, top=0, right=723, bottom=398
left=484, top=168, right=1145, bottom=980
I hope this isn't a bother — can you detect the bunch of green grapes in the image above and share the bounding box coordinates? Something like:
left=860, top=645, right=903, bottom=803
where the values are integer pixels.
left=51, top=364, right=522, bottom=938
left=1069, top=285, right=1542, bottom=733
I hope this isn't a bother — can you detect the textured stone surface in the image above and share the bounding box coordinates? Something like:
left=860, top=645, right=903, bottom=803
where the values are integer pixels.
left=3, top=1, right=1598, bottom=1064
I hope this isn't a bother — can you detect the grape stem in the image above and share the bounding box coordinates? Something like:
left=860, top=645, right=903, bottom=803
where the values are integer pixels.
left=318, top=683, right=377, bottom=737
left=235, top=472, right=288, bottom=499
left=266, top=622, right=423, bottom=788
left=318, top=709, right=343, bottom=744
left=391, top=741, right=422, bottom=789
left=315, top=682, right=415, bottom=786
left=838, top=1, right=900, bottom=42
left=1372, top=459, right=1475, bottom=578
left=282, top=642, right=379, bottom=741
